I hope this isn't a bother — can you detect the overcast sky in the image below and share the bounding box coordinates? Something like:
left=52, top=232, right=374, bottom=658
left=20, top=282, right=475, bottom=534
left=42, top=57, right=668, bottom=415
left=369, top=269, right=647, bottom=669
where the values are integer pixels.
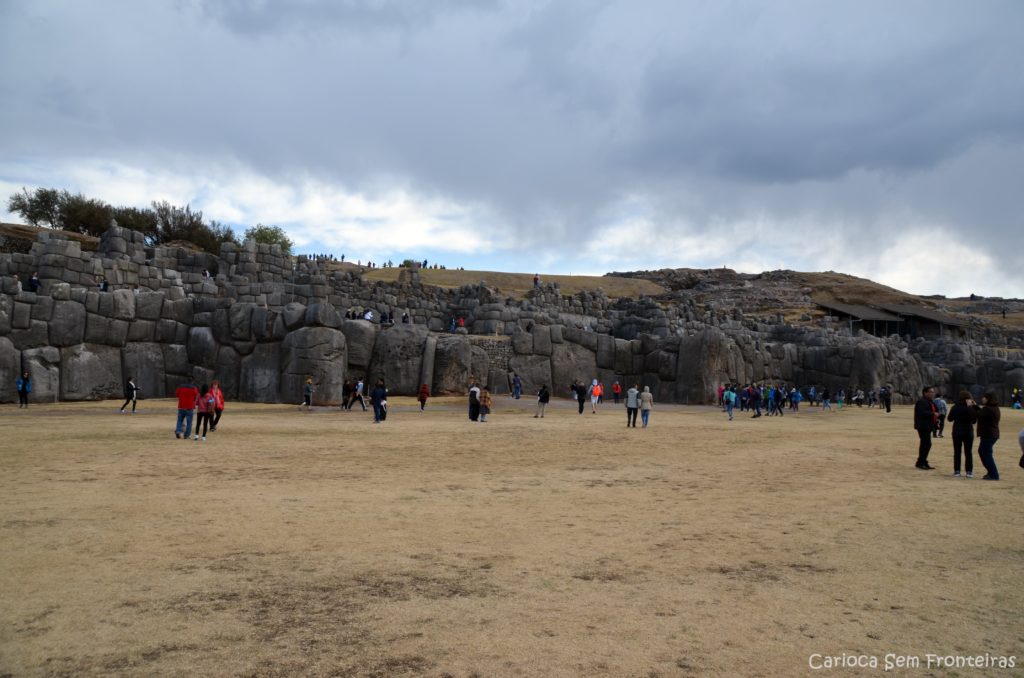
left=1, top=1, right=1021, bottom=297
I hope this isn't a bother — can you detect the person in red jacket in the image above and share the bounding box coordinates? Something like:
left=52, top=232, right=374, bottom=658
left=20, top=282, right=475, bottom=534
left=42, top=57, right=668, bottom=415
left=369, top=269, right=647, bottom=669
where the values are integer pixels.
left=612, top=380, right=622, bottom=405
left=418, top=383, right=430, bottom=411
left=210, top=379, right=226, bottom=431
left=174, top=381, right=200, bottom=439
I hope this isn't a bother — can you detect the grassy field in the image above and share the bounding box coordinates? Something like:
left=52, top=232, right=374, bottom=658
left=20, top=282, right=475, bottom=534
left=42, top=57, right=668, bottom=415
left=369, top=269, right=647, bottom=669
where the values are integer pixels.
left=355, top=266, right=666, bottom=300
left=2, top=399, right=1022, bottom=676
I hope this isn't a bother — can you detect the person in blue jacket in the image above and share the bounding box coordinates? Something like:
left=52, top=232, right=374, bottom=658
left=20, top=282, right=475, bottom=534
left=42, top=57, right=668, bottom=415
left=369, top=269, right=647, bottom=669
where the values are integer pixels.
left=16, top=371, right=32, bottom=408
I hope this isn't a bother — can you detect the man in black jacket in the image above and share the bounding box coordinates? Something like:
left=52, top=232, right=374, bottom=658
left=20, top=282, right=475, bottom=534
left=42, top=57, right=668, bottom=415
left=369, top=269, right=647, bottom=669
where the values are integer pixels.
left=913, top=386, right=938, bottom=469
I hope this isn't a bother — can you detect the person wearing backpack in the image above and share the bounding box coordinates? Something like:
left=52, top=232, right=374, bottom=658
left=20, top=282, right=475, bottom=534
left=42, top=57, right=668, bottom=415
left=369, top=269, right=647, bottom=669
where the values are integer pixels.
left=16, top=371, right=32, bottom=408
left=723, top=385, right=737, bottom=421
left=534, top=385, right=550, bottom=418
left=194, top=384, right=215, bottom=441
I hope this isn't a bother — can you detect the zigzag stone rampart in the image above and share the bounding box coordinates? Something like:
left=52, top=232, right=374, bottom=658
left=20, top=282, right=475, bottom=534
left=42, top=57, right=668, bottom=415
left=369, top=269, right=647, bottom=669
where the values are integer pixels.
left=1, top=226, right=1021, bottom=405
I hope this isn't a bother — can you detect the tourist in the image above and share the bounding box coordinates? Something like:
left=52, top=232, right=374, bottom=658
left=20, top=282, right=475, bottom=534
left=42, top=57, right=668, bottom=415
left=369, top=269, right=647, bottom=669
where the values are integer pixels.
left=351, top=378, right=367, bottom=411
left=340, top=380, right=352, bottom=409
left=612, top=380, right=622, bottom=404
left=625, top=383, right=640, bottom=428
left=119, top=376, right=140, bottom=413
left=588, top=379, right=602, bottom=413
left=881, top=386, right=893, bottom=413
left=210, top=380, right=225, bottom=431
left=790, top=387, right=803, bottom=412
left=534, top=384, right=550, bottom=418
left=174, top=380, right=199, bottom=439
left=932, top=393, right=948, bottom=438
left=723, top=385, right=736, bottom=420
left=512, top=373, right=522, bottom=400
left=913, top=386, right=938, bottom=470
left=27, top=271, right=40, bottom=293
left=572, top=380, right=587, bottom=415
left=533, top=273, right=540, bottom=289
left=194, top=384, right=214, bottom=440
left=976, top=392, right=1001, bottom=480
left=808, top=385, right=817, bottom=407
left=837, top=388, right=845, bottom=409
left=16, top=371, right=31, bottom=408
left=639, top=386, right=654, bottom=428
left=418, top=383, right=430, bottom=411
left=468, top=381, right=481, bottom=421
left=371, top=379, right=388, bottom=423
left=301, top=377, right=315, bottom=408
left=750, top=385, right=763, bottom=418
left=717, top=384, right=725, bottom=409
left=946, top=391, right=978, bottom=477
left=821, top=387, right=832, bottom=412
left=479, top=388, right=493, bottom=422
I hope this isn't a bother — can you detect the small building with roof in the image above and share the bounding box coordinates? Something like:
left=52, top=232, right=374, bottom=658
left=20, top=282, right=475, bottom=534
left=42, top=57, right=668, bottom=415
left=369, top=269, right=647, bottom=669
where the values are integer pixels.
left=816, top=301, right=903, bottom=337
left=876, top=304, right=969, bottom=339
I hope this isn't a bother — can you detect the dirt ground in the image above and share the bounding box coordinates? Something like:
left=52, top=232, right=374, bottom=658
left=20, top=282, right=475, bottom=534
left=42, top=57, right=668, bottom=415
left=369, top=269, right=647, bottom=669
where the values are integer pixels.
left=2, top=398, right=1022, bottom=677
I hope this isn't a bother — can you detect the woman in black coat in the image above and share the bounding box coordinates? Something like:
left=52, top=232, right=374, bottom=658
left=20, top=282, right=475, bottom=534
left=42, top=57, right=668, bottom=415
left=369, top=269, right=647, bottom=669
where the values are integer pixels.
left=976, top=392, right=1001, bottom=480
left=946, top=391, right=978, bottom=477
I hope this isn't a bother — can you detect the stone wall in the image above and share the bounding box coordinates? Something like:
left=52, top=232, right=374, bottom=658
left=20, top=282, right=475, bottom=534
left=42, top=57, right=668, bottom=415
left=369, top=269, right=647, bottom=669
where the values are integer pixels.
left=1, top=226, right=1022, bottom=405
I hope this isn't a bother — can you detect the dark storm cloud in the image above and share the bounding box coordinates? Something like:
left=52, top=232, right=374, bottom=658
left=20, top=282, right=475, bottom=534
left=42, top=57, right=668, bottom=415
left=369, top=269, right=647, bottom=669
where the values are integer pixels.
left=627, top=2, right=1024, bottom=183
left=0, top=0, right=1021, bottom=293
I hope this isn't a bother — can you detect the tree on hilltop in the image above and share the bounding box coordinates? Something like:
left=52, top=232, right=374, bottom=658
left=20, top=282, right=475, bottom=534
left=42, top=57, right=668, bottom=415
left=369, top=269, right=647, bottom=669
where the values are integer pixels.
left=244, top=223, right=293, bottom=255
left=6, top=187, right=114, bottom=236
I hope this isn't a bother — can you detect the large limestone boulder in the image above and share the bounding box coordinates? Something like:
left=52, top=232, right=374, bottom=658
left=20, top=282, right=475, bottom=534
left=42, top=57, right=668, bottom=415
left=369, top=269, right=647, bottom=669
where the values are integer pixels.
left=187, top=326, right=219, bottom=369
left=280, top=326, right=347, bottom=405
left=0, top=294, right=11, bottom=335
left=676, top=328, right=735, bottom=404
left=0, top=336, right=19, bottom=403
left=470, top=345, right=490, bottom=386
left=432, top=334, right=472, bottom=394
left=508, top=354, right=552, bottom=394
left=339, top=319, right=379, bottom=372
left=550, top=341, right=598, bottom=395
left=84, top=315, right=128, bottom=346
left=512, top=328, right=533, bottom=355
left=215, top=346, right=242, bottom=400
left=239, top=342, right=281, bottom=403
left=60, top=344, right=123, bottom=400
left=110, top=289, right=136, bottom=320
left=282, top=302, right=306, bottom=330
left=229, top=303, right=255, bottom=341
left=21, top=346, right=61, bottom=403
left=11, top=320, right=49, bottom=350
left=531, top=325, right=553, bottom=356
left=134, top=291, right=164, bottom=321
left=304, top=302, right=342, bottom=328
left=122, top=342, right=166, bottom=398
left=849, top=341, right=886, bottom=390
left=368, top=324, right=428, bottom=395
left=48, top=300, right=87, bottom=347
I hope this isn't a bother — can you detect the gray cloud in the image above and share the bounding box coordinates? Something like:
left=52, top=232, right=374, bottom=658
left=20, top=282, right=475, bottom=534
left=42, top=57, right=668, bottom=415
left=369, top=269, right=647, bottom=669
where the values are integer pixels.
left=0, top=0, right=1021, bottom=294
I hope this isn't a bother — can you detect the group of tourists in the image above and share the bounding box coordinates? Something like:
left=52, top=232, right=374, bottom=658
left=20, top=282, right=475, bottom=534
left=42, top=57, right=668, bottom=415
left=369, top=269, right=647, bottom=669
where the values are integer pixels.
left=173, top=380, right=225, bottom=441
left=913, top=386, right=1024, bottom=479
left=716, top=383, right=895, bottom=419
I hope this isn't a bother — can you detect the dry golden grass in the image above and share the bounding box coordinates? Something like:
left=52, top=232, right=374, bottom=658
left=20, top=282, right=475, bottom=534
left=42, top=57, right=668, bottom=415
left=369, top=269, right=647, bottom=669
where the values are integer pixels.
left=2, top=399, right=1022, bottom=676
left=355, top=267, right=666, bottom=300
